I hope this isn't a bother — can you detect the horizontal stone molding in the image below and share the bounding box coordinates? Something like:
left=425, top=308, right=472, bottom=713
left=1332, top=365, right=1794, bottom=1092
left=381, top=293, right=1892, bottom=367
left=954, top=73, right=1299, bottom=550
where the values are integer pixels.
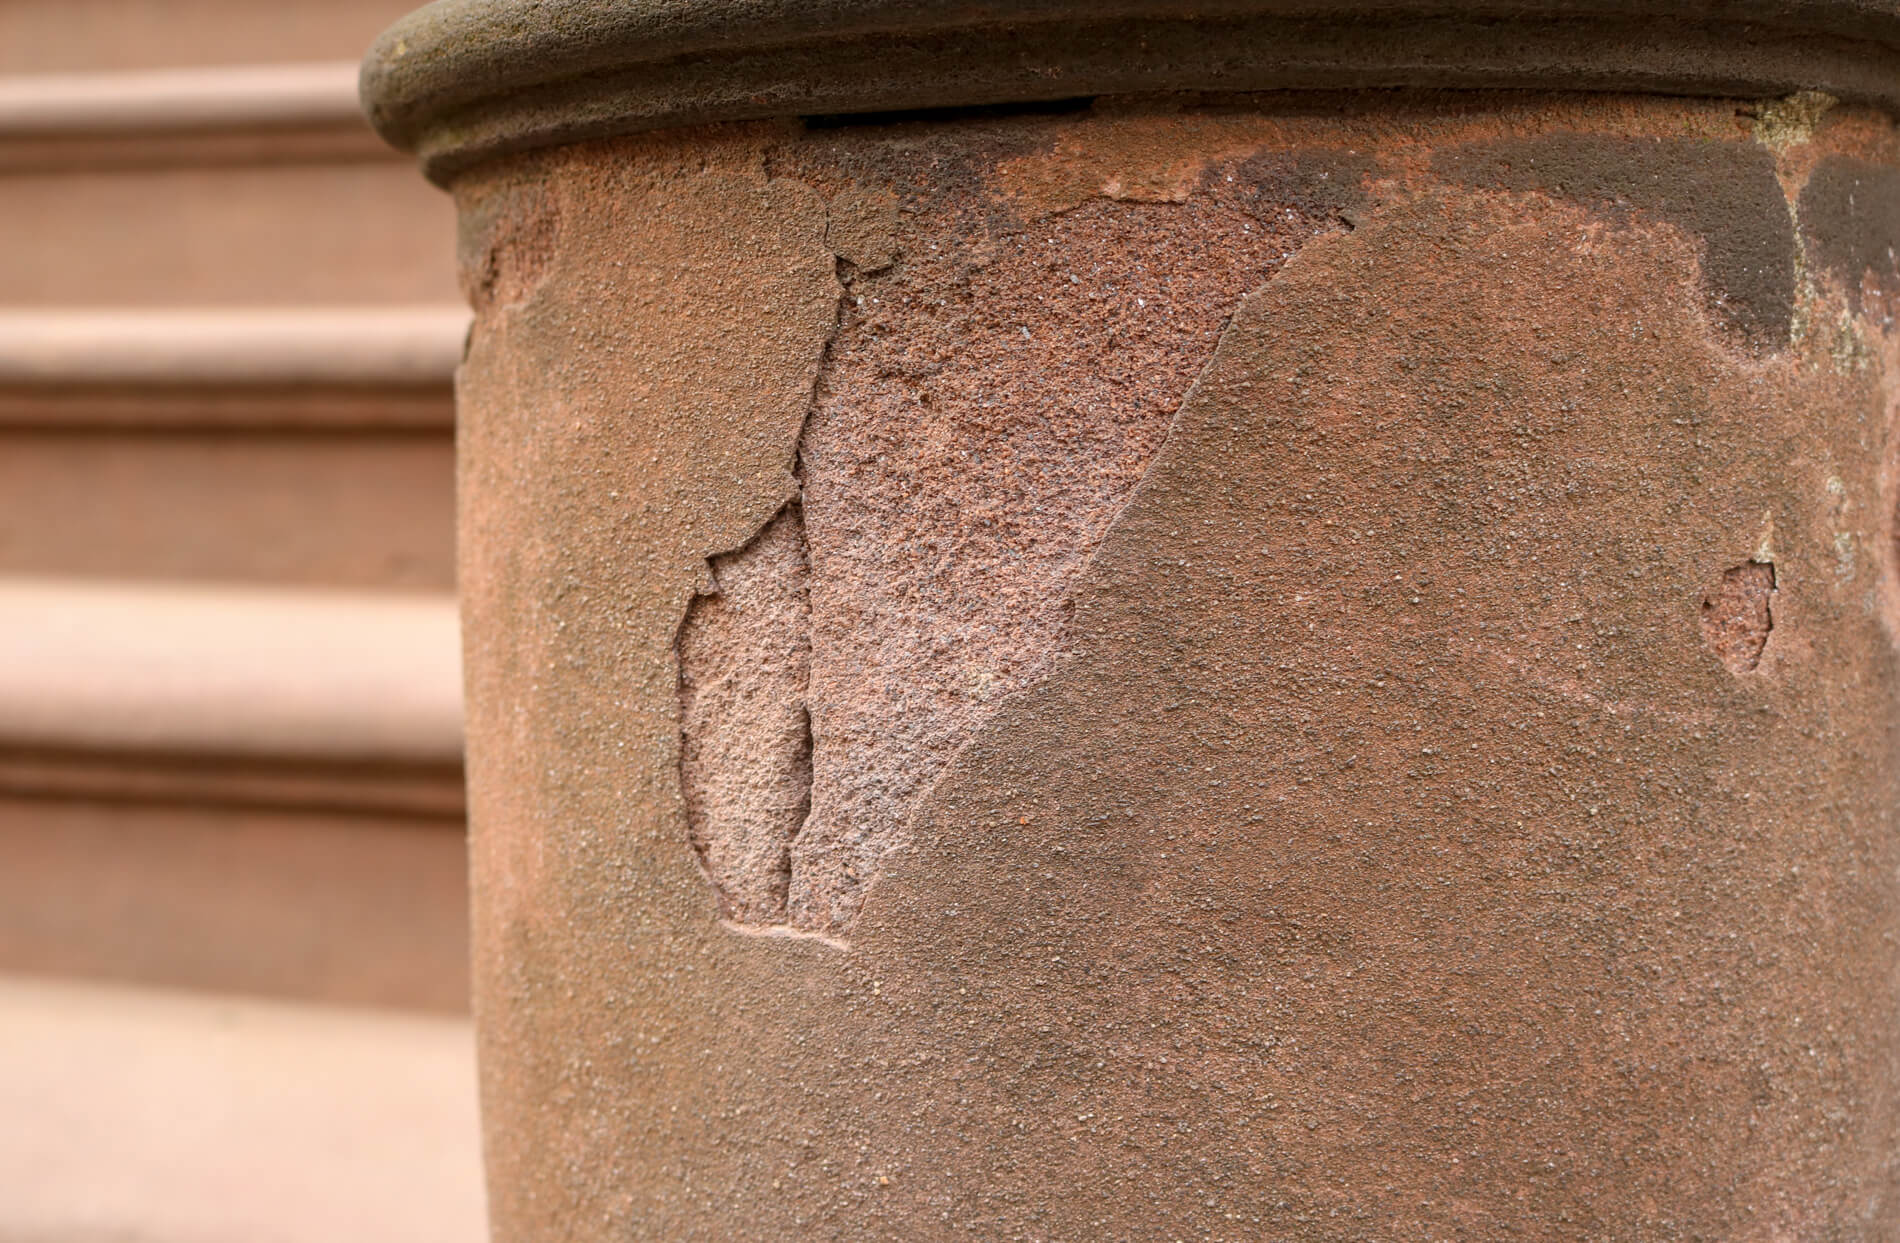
left=0, top=61, right=365, bottom=135
left=0, top=386, right=456, bottom=431
left=0, top=309, right=466, bottom=427
left=0, top=751, right=465, bottom=819
left=0, top=61, right=388, bottom=169
left=0, top=307, right=467, bottom=386
left=0, top=577, right=462, bottom=764
left=363, top=0, right=1900, bottom=181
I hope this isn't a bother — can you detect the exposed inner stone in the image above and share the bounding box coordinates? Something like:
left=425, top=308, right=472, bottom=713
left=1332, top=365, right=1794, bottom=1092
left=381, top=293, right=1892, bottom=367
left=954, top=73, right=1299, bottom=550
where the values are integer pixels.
left=1700, top=559, right=1776, bottom=673
left=677, top=503, right=812, bottom=924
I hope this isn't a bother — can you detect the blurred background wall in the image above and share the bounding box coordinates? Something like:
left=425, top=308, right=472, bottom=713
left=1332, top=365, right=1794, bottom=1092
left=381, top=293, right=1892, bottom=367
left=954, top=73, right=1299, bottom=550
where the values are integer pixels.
left=0, top=2, right=484, bottom=1238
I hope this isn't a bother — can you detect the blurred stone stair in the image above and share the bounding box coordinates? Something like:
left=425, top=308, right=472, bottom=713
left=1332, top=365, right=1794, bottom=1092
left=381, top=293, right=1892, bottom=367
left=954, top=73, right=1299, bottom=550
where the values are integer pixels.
left=0, top=4, right=481, bottom=1238
left=0, top=973, right=485, bottom=1243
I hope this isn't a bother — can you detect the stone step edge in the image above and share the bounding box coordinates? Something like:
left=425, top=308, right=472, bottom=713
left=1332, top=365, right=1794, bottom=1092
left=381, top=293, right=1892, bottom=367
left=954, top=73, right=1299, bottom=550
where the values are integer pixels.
left=0, top=307, right=466, bottom=428
left=0, top=576, right=462, bottom=766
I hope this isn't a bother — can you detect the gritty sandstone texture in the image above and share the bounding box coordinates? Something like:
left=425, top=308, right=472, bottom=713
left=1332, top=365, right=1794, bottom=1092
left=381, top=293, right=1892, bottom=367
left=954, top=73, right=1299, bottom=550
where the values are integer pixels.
left=454, top=96, right=1900, bottom=1238
left=1701, top=560, right=1778, bottom=674
left=677, top=502, right=812, bottom=925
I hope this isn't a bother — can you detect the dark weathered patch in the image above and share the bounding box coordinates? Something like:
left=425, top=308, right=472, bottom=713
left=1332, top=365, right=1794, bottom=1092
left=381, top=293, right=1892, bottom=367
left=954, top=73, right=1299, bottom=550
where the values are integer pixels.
left=1799, top=157, right=1900, bottom=307
left=1436, top=135, right=1794, bottom=347
left=1218, top=148, right=1373, bottom=225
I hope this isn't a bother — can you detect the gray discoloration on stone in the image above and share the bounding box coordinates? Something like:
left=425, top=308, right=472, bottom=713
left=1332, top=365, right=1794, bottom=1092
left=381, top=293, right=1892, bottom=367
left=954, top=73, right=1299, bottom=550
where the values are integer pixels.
left=1223, top=147, right=1373, bottom=225
left=1436, top=134, right=1796, bottom=346
left=1801, top=156, right=1900, bottom=306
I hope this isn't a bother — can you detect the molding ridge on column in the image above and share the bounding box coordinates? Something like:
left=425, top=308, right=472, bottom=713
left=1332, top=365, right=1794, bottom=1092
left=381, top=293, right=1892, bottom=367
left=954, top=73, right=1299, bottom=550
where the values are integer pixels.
left=361, top=0, right=1900, bottom=182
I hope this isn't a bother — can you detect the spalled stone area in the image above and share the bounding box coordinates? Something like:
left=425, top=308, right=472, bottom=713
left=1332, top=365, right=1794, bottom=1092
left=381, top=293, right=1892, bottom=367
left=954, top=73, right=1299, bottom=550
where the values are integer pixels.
left=673, top=135, right=1356, bottom=936
left=677, top=503, right=813, bottom=925
left=782, top=160, right=1352, bottom=936
left=459, top=183, right=559, bottom=313
left=1701, top=559, right=1776, bottom=673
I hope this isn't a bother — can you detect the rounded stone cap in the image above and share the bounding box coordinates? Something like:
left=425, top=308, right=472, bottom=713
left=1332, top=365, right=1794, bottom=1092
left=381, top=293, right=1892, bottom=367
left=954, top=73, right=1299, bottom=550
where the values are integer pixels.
left=363, top=0, right=1900, bottom=181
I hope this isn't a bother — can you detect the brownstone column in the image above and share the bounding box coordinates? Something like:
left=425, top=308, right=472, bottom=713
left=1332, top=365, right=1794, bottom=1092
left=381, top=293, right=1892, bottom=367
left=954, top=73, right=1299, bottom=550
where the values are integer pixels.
left=365, top=5, right=1900, bottom=1236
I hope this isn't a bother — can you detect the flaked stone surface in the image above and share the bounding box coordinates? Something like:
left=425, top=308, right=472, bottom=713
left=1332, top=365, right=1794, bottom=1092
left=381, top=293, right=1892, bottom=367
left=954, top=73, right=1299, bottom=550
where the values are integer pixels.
left=1701, top=559, right=1776, bottom=672
left=680, top=127, right=1360, bottom=936
left=793, top=192, right=1343, bottom=935
left=678, top=502, right=811, bottom=924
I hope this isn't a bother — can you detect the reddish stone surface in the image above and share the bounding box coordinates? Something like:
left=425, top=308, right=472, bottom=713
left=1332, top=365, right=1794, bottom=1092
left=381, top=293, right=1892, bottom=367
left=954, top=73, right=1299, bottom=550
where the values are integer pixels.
left=1702, top=560, right=1778, bottom=673
left=453, top=95, right=1900, bottom=1237
left=678, top=502, right=814, bottom=925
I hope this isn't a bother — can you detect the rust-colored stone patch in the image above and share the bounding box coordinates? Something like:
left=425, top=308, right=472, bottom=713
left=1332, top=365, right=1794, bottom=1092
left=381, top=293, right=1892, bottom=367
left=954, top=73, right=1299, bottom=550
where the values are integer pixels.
left=459, top=182, right=558, bottom=313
